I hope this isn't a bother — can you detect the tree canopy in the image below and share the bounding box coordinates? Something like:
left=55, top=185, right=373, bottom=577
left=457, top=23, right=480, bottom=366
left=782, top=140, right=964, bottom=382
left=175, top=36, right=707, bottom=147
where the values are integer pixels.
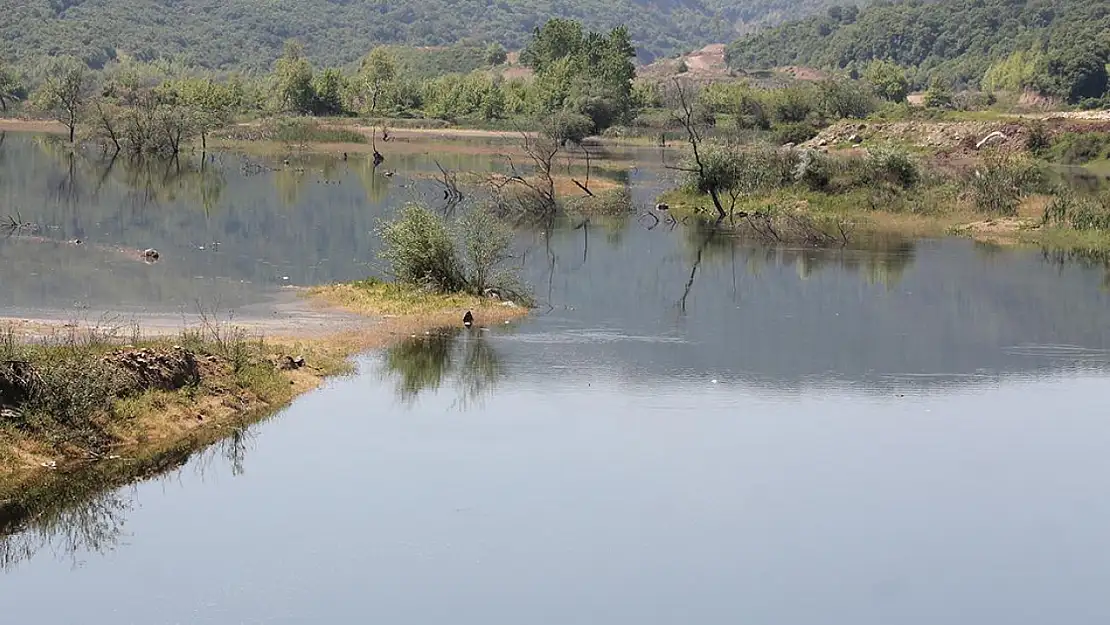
left=0, top=0, right=854, bottom=71
left=725, top=0, right=1110, bottom=102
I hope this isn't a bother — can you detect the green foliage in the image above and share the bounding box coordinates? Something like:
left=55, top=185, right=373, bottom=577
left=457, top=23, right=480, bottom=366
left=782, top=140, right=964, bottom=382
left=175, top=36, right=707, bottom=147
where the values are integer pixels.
left=769, top=83, right=818, bottom=123
left=422, top=72, right=508, bottom=121
left=0, top=60, right=26, bottom=112
left=379, top=204, right=466, bottom=293
left=378, top=203, right=523, bottom=297
left=965, top=151, right=1043, bottom=215
left=267, top=119, right=366, bottom=144
left=355, top=47, right=398, bottom=115
left=1050, top=132, right=1110, bottom=165
left=31, top=55, right=95, bottom=141
left=864, top=148, right=920, bottom=189
left=273, top=41, right=315, bottom=114
left=1025, top=121, right=1052, bottom=156
left=1031, top=46, right=1109, bottom=103
left=700, top=82, right=770, bottom=130
left=542, top=111, right=595, bottom=144
left=817, top=78, right=877, bottom=119
left=982, top=49, right=1043, bottom=93
left=457, top=206, right=517, bottom=294
left=726, top=0, right=1110, bottom=102
left=772, top=121, right=819, bottom=145
left=312, top=69, right=346, bottom=116
left=923, top=79, right=954, bottom=110
left=1042, top=187, right=1110, bottom=231
left=521, top=19, right=636, bottom=131
left=0, top=0, right=855, bottom=71
left=685, top=144, right=796, bottom=198
left=864, top=60, right=909, bottom=102
left=485, top=43, right=508, bottom=66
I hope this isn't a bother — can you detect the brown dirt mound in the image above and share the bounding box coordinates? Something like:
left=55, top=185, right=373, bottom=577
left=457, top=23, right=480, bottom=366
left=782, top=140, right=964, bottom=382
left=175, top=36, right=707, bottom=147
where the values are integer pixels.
left=102, top=347, right=201, bottom=394
left=0, top=361, right=39, bottom=408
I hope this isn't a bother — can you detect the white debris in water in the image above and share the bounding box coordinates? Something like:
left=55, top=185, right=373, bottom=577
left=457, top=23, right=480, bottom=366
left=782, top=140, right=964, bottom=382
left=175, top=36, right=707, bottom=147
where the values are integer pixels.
left=282, top=276, right=289, bottom=281
left=711, top=379, right=719, bottom=384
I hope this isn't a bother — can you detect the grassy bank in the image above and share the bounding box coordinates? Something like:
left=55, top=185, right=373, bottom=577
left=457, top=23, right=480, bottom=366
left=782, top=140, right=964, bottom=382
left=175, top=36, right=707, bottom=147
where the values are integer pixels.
left=0, top=283, right=529, bottom=499
left=0, top=320, right=350, bottom=487
left=662, top=142, right=1110, bottom=252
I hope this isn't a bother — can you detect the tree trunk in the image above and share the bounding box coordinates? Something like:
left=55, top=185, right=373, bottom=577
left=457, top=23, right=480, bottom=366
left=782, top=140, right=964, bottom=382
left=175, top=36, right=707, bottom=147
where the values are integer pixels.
left=708, top=189, right=726, bottom=219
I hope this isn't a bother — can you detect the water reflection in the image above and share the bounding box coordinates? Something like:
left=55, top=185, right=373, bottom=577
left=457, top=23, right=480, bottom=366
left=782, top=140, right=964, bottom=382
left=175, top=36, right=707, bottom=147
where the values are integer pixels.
left=382, top=328, right=504, bottom=407
left=0, top=424, right=259, bottom=571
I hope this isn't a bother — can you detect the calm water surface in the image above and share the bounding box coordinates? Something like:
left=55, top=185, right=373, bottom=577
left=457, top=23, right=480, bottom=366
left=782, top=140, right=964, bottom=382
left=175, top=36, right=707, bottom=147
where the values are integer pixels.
left=3, top=132, right=1110, bottom=624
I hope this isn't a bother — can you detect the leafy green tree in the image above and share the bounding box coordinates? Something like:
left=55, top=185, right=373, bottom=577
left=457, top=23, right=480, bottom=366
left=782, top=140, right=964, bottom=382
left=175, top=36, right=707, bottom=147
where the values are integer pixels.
left=273, top=41, right=315, bottom=114
left=165, top=76, right=241, bottom=150
left=484, top=43, right=508, bottom=66
left=863, top=60, right=909, bottom=102
left=1033, top=46, right=1109, bottom=103
left=521, top=19, right=585, bottom=74
left=0, top=62, right=25, bottom=112
left=312, top=68, right=345, bottom=115
left=357, top=47, right=398, bottom=114
left=31, top=56, right=95, bottom=142
left=923, top=78, right=954, bottom=109
left=817, top=78, right=877, bottom=118
left=521, top=19, right=637, bottom=132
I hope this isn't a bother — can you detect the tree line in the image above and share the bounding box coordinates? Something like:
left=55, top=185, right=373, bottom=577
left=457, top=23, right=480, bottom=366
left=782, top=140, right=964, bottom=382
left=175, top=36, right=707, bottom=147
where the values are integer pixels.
left=7, top=19, right=640, bottom=154
left=0, top=0, right=853, bottom=72
left=725, top=0, right=1110, bottom=105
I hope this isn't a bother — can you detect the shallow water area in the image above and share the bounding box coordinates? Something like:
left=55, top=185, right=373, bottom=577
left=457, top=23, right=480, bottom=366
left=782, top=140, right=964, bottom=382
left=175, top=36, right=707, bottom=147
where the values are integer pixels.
left=3, top=131, right=1110, bottom=624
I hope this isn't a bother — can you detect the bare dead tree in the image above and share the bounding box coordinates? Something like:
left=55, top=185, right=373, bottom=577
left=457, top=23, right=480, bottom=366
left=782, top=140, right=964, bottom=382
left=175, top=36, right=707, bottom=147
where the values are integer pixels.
left=571, top=144, right=594, bottom=196
left=489, top=129, right=560, bottom=218
left=666, top=78, right=727, bottom=220
left=434, top=160, right=464, bottom=215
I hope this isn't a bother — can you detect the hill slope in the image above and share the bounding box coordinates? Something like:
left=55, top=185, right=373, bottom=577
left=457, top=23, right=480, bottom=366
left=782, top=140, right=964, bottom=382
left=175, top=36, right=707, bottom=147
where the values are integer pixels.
left=725, top=0, right=1110, bottom=99
left=0, top=0, right=855, bottom=70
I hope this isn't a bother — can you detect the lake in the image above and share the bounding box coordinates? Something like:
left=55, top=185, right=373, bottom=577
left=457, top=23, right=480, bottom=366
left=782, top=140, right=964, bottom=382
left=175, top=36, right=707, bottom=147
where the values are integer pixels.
left=3, top=131, right=1110, bottom=624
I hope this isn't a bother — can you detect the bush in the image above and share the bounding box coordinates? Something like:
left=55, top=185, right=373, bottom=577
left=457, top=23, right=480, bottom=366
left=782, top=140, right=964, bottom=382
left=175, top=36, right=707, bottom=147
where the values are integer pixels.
left=1042, top=187, right=1110, bottom=230
left=379, top=204, right=466, bottom=292
left=793, top=149, right=833, bottom=191
left=1051, top=132, right=1110, bottom=165
left=1025, top=121, right=1051, bottom=156
left=379, top=203, right=525, bottom=298
left=865, top=148, right=920, bottom=189
left=965, top=152, right=1043, bottom=215
left=818, top=79, right=877, bottom=119
left=542, top=111, right=594, bottom=144
left=769, top=84, right=818, bottom=123
left=773, top=121, right=819, bottom=146
left=255, top=118, right=366, bottom=144
left=457, top=205, right=516, bottom=294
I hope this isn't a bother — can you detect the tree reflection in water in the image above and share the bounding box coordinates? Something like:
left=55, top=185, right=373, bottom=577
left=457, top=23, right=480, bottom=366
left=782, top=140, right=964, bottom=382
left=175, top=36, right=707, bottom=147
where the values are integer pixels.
left=0, top=422, right=259, bottom=572
left=381, top=327, right=505, bottom=407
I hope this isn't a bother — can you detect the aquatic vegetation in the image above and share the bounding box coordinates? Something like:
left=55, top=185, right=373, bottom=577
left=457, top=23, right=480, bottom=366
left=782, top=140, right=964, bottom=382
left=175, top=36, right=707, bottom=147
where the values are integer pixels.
left=378, top=203, right=529, bottom=301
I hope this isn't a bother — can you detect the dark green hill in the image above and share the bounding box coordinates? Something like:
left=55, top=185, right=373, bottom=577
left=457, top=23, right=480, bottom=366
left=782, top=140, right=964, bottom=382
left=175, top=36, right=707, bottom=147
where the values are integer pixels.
left=0, top=0, right=853, bottom=70
left=725, top=0, right=1110, bottom=102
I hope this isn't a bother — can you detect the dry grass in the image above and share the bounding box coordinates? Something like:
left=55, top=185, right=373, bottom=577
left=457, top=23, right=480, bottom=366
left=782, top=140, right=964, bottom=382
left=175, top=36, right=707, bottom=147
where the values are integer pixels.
left=0, top=321, right=354, bottom=486
left=308, top=280, right=527, bottom=322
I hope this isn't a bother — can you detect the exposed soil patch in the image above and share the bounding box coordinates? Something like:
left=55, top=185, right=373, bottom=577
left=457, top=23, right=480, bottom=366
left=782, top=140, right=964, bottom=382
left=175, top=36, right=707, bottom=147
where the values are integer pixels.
left=103, top=347, right=201, bottom=394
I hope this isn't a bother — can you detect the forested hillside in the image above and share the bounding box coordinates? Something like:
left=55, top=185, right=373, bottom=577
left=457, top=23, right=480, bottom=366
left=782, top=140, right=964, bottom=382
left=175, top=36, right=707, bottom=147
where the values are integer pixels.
left=0, top=0, right=854, bottom=70
left=726, top=0, right=1110, bottom=102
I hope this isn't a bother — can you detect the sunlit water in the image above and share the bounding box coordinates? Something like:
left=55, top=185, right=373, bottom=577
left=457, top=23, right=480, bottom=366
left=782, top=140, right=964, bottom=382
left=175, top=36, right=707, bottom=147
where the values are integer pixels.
left=3, top=132, right=1110, bottom=624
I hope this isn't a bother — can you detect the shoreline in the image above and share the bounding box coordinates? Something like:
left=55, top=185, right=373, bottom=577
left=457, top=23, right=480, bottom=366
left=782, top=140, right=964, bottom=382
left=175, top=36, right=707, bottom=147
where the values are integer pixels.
left=0, top=288, right=528, bottom=498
